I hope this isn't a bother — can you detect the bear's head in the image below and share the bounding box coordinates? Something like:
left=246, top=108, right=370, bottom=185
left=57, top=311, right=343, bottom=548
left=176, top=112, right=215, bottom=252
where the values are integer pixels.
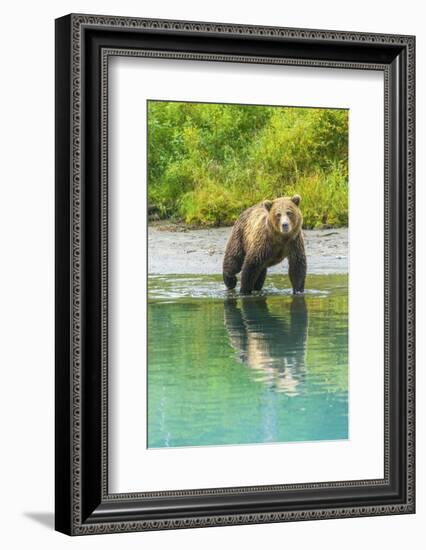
left=262, top=195, right=303, bottom=237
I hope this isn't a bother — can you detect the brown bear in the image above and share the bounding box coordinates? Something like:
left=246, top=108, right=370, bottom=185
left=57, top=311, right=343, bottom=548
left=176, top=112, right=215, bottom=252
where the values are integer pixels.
left=223, top=195, right=306, bottom=294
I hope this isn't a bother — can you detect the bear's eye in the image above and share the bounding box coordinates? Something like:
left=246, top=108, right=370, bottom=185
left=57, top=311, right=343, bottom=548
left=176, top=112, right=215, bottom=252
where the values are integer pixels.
left=276, top=213, right=281, bottom=219
left=286, top=210, right=293, bottom=216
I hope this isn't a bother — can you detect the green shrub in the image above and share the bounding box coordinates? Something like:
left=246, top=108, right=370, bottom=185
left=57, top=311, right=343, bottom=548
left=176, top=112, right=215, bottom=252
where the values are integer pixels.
left=179, top=184, right=247, bottom=226
left=148, top=101, right=348, bottom=228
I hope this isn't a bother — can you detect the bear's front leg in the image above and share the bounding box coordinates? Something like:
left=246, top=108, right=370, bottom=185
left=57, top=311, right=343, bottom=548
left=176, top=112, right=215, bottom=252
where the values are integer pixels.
left=253, top=268, right=267, bottom=291
left=240, top=257, right=265, bottom=295
left=288, top=233, right=307, bottom=295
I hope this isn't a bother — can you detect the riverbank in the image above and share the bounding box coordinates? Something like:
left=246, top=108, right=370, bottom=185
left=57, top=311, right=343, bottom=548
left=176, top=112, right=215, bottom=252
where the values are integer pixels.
left=148, top=222, right=348, bottom=275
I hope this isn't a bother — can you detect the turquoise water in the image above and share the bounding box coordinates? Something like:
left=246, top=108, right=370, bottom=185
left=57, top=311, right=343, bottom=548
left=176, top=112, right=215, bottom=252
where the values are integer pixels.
left=147, top=274, right=348, bottom=448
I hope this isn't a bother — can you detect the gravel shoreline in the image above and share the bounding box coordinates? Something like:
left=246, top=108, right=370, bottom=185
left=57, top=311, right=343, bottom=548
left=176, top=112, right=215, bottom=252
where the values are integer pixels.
left=148, top=223, right=348, bottom=275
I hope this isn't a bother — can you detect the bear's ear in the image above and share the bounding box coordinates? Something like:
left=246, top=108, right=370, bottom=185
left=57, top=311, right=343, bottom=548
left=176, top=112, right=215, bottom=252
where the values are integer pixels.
left=291, top=194, right=301, bottom=206
left=262, top=200, right=273, bottom=211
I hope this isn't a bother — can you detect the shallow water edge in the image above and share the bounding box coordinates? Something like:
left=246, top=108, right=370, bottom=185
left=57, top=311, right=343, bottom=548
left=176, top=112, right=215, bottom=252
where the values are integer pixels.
left=149, top=273, right=348, bottom=301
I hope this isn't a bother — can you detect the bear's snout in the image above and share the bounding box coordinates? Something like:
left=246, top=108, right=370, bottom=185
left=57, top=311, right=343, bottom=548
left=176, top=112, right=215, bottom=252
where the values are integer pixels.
left=280, top=215, right=291, bottom=233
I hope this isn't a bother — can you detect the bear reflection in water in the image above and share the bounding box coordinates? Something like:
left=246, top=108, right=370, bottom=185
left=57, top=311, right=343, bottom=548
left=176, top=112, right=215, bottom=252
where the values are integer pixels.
left=224, top=297, right=308, bottom=396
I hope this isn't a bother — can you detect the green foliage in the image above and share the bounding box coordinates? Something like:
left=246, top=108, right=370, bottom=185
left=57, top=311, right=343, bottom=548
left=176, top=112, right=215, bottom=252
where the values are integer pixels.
left=148, top=101, right=348, bottom=228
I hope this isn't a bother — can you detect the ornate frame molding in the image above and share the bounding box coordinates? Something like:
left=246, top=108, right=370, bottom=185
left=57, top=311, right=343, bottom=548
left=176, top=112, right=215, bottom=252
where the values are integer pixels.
left=55, top=13, right=415, bottom=536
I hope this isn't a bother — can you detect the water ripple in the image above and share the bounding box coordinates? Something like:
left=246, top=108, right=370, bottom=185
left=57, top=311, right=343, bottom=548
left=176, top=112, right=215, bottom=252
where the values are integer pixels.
left=149, top=274, right=331, bottom=300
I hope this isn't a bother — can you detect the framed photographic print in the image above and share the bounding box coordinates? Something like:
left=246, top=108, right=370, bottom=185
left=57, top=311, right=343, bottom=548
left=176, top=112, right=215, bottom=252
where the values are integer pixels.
left=55, top=14, right=415, bottom=535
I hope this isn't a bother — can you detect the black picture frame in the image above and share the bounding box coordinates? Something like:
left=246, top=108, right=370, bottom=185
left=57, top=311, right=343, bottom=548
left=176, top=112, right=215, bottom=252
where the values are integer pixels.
left=55, top=13, right=415, bottom=536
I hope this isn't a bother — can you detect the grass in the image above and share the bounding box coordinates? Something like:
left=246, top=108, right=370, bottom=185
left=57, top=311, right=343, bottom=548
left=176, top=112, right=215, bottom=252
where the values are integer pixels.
left=148, top=101, right=348, bottom=229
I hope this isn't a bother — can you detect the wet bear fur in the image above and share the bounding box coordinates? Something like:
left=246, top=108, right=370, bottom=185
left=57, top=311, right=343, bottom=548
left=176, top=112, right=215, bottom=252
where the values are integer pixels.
left=223, top=195, right=306, bottom=294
